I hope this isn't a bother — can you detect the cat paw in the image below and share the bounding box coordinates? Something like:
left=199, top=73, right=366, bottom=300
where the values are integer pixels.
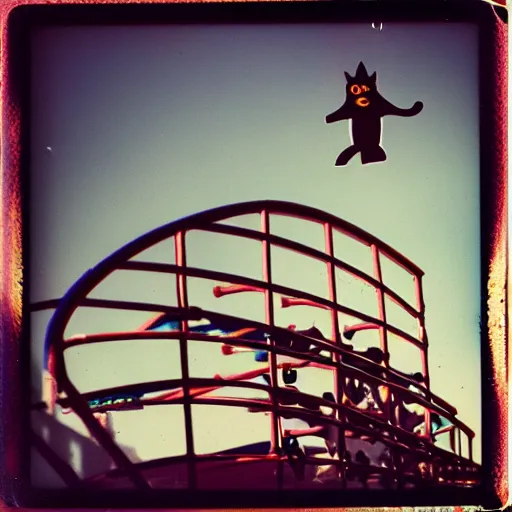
left=413, top=101, right=424, bottom=114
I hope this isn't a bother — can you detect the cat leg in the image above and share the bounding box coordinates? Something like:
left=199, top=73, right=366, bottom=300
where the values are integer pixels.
left=335, top=145, right=359, bottom=166
left=361, top=145, right=387, bottom=165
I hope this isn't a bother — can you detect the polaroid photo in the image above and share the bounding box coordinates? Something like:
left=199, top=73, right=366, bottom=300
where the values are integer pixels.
left=0, top=1, right=508, bottom=509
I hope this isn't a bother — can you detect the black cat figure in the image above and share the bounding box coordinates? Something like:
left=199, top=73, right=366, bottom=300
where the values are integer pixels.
left=326, top=62, right=423, bottom=166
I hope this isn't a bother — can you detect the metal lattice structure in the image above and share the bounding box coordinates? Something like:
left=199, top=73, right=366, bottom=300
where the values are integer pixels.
left=31, top=200, right=480, bottom=490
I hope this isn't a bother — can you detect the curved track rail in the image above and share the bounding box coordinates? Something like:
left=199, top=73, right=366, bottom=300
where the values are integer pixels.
left=30, top=200, right=480, bottom=491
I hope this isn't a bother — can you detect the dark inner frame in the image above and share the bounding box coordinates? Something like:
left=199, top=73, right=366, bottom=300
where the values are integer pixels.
left=1, top=0, right=507, bottom=509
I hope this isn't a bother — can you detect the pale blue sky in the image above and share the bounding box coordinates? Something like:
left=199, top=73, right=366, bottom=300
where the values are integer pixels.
left=30, top=22, right=481, bottom=482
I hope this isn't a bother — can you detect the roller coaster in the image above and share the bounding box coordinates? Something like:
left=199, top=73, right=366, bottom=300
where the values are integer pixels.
left=30, top=200, right=480, bottom=490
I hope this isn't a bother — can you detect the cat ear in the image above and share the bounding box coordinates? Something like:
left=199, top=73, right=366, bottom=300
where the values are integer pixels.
left=370, top=71, right=377, bottom=83
left=356, top=61, right=368, bottom=77
left=344, top=71, right=352, bottom=82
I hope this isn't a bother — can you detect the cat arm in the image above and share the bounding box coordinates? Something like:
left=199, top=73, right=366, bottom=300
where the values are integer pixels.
left=379, top=98, right=423, bottom=118
left=325, top=103, right=351, bottom=123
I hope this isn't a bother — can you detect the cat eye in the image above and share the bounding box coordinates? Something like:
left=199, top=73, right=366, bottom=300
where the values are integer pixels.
left=362, top=85, right=370, bottom=92
left=350, top=84, right=362, bottom=95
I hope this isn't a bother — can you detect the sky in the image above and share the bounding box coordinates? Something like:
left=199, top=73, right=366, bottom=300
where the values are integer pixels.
left=29, top=22, right=481, bottom=486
